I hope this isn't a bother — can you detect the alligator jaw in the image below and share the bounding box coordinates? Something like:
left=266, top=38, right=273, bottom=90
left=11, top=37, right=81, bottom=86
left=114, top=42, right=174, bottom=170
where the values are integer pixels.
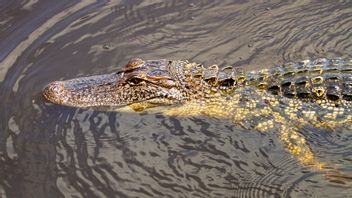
left=43, top=59, right=187, bottom=109
left=43, top=74, right=184, bottom=109
left=43, top=73, right=119, bottom=108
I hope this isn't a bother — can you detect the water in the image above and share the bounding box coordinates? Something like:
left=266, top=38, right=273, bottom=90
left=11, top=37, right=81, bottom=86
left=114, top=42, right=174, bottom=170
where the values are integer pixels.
left=1, top=0, right=352, bottom=197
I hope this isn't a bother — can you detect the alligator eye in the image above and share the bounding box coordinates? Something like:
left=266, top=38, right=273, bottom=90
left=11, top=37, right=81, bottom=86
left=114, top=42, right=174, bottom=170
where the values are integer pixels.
left=127, top=77, right=144, bottom=85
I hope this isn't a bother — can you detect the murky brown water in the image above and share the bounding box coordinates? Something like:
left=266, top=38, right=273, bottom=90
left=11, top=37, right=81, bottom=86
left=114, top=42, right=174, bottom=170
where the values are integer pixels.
left=1, top=1, right=352, bottom=197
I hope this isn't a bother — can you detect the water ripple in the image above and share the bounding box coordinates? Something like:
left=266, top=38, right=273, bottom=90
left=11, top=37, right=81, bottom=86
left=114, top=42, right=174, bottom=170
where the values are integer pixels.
left=0, top=0, right=352, bottom=197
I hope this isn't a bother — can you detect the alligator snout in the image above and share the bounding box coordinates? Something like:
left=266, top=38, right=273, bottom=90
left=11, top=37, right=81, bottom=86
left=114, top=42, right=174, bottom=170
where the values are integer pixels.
left=43, top=81, right=67, bottom=105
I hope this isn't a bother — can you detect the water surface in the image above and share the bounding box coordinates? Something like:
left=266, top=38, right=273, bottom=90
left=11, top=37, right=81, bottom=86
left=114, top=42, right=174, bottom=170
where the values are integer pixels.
left=0, top=0, right=352, bottom=197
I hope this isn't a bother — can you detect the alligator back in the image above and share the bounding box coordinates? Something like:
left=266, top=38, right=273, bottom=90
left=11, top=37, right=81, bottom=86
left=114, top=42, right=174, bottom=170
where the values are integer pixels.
left=255, top=58, right=352, bottom=103
left=193, top=58, right=352, bottom=105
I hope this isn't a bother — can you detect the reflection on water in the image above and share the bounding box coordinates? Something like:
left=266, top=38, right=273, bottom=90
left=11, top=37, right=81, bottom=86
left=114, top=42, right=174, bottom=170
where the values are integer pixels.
left=0, top=0, right=352, bottom=197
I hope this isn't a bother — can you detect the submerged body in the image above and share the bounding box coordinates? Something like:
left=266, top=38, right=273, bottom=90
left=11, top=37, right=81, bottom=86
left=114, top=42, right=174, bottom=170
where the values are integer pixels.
left=43, top=58, right=352, bottom=173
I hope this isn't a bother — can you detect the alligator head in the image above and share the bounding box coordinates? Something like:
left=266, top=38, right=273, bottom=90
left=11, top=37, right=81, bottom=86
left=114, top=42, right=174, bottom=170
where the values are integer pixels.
left=43, top=58, right=189, bottom=110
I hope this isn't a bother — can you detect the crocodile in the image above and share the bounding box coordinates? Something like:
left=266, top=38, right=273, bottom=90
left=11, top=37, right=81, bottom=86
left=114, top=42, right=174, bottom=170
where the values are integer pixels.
left=43, top=58, right=352, bottom=174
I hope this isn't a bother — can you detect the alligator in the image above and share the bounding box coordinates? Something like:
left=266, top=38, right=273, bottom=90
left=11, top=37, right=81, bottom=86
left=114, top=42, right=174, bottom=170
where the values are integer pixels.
left=43, top=58, right=352, bottom=174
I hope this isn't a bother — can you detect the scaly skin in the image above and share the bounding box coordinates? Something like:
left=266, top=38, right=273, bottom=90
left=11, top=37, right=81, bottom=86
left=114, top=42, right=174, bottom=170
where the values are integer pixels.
left=43, top=58, right=352, bottom=177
